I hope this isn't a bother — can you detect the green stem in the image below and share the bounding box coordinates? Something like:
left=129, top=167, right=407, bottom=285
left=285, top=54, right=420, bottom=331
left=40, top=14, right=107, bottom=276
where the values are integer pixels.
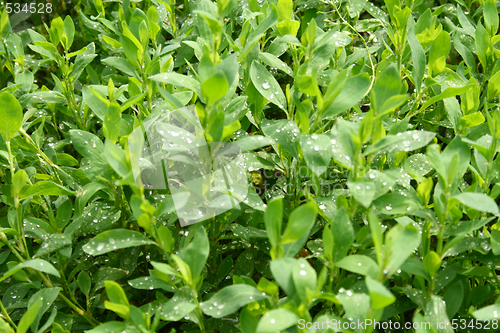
left=0, top=299, right=16, bottom=330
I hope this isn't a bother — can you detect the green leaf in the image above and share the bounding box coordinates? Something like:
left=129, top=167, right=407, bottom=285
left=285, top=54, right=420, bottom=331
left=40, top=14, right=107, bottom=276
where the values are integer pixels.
left=300, top=134, right=332, bottom=176
left=264, top=197, right=283, bottom=249
left=234, top=135, right=274, bottom=152
left=105, top=281, right=129, bottom=306
left=384, top=223, right=421, bottom=278
left=281, top=201, right=317, bottom=245
left=250, top=61, right=287, bottom=110
left=334, top=254, right=379, bottom=278
left=150, top=72, right=202, bottom=96
left=473, top=303, right=500, bottom=320
left=364, top=130, right=436, bottom=155
left=277, top=0, right=293, bottom=21
left=366, top=276, right=395, bottom=310
left=428, top=30, right=450, bottom=77
left=371, top=64, right=401, bottom=114
left=423, top=251, right=441, bottom=277
left=0, top=92, right=23, bottom=142
left=261, top=119, right=300, bottom=158
left=201, top=284, right=268, bottom=318
left=475, top=23, right=490, bottom=71
left=292, top=258, right=316, bottom=303
left=34, top=234, right=71, bottom=257
left=256, top=308, right=300, bottom=333
left=0, top=259, right=60, bottom=283
left=348, top=181, right=376, bottom=208
left=77, top=271, right=91, bottom=296
left=17, top=300, right=42, bottom=333
left=329, top=208, right=354, bottom=262
left=83, top=229, right=155, bottom=256
left=321, top=74, right=370, bottom=119
left=178, top=226, right=209, bottom=284
left=453, top=192, right=499, bottom=214
left=19, top=181, right=76, bottom=199
left=161, top=287, right=196, bottom=321
left=103, top=102, right=122, bottom=143
left=483, top=0, right=499, bottom=36
left=202, top=72, right=228, bottom=106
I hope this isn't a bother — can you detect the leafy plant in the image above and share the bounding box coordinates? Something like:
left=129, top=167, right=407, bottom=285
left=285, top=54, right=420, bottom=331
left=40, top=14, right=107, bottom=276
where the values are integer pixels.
left=1, top=0, right=500, bottom=332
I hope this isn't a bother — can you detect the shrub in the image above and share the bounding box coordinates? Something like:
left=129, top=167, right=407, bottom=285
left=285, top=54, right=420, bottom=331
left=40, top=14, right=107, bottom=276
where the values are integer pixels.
left=1, top=0, right=500, bottom=332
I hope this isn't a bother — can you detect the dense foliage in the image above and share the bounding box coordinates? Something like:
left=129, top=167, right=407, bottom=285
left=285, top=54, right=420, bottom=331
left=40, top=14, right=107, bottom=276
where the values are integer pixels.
left=1, top=0, right=500, bottom=332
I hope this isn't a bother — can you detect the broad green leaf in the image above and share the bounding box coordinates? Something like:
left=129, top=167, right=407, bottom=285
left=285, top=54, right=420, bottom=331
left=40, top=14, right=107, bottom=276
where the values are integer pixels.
left=34, top=234, right=71, bottom=257
left=475, top=23, right=490, bottom=71
left=453, top=192, right=499, bottom=214
left=0, top=92, right=23, bottom=142
left=200, top=284, right=268, bottom=318
left=384, top=223, right=421, bottom=278
left=334, top=255, right=379, bottom=278
left=150, top=72, right=202, bottom=96
left=371, top=64, right=401, bottom=114
left=77, top=271, right=91, bottom=296
left=407, top=20, right=424, bottom=91
left=270, top=258, right=296, bottom=296
left=17, top=300, right=42, bottom=333
left=83, top=229, right=155, bottom=256
left=20, top=181, right=76, bottom=199
left=366, top=276, right=395, bottom=310
left=261, top=119, right=300, bottom=158
left=425, top=296, right=453, bottom=333
left=483, top=0, right=498, bottom=36
left=348, top=181, right=376, bottom=208
left=300, top=134, right=332, bottom=176
left=473, top=303, right=500, bottom=320
left=161, top=287, right=196, bottom=321
left=202, top=72, right=228, bottom=106
left=105, top=281, right=129, bottom=306
left=104, top=102, right=122, bottom=143
left=264, top=197, right=283, bottom=249
left=321, top=74, right=370, bottom=119
left=234, top=135, right=274, bottom=152
left=281, top=201, right=317, bottom=245
left=178, top=226, right=209, bottom=283
left=364, top=130, right=435, bottom=155
left=27, top=287, right=60, bottom=332
left=0, top=259, right=60, bottom=283
left=428, top=30, right=450, bottom=77
left=250, top=61, right=287, bottom=110
left=329, top=208, right=354, bottom=262
left=256, top=308, right=299, bottom=333
left=292, top=258, right=316, bottom=303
